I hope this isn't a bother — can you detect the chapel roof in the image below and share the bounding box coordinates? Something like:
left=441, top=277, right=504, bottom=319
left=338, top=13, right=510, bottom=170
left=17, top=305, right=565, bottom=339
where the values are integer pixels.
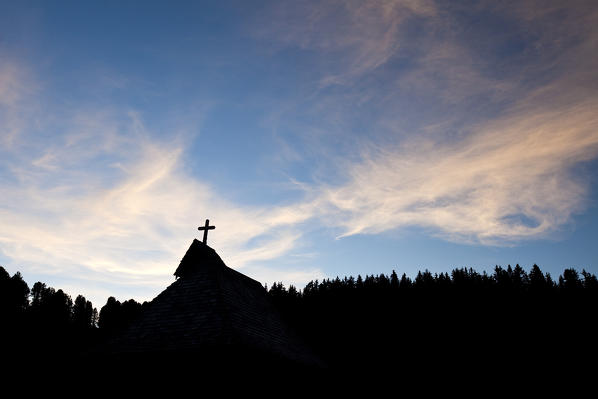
left=107, top=239, right=320, bottom=367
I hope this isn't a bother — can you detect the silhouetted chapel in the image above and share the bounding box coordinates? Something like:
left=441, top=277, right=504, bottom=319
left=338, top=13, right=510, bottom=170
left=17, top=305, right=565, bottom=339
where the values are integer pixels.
left=104, top=233, right=320, bottom=374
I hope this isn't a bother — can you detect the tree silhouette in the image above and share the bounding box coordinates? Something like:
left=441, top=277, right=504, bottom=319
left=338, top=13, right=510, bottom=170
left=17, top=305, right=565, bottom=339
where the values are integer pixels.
left=98, top=297, right=143, bottom=333
left=0, top=266, right=13, bottom=315
left=560, top=268, right=583, bottom=292
left=1, top=262, right=597, bottom=381
left=98, top=296, right=121, bottom=331
left=7, top=270, right=30, bottom=313
left=265, top=264, right=598, bottom=376
left=73, top=295, right=95, bottom=329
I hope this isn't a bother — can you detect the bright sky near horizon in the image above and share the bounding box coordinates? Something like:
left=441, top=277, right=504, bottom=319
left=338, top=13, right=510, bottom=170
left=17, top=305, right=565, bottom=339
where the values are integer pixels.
left=1, top=0, right=598, bottom=308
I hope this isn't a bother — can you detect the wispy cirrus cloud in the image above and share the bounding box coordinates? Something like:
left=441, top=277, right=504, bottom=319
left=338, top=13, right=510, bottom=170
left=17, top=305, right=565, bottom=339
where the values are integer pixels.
left=318, top=95, right=598, bottom=244
left=257, top=0, right=598, bottom=244
left=0, top=59, right=37, bottom=147
left=2, top=0, right=598, bottom=307
left=259, top=0, right=436, bottom=85
left=0, top=61, right=324, bottom=304
left=0, top=121, right=325, bottom=303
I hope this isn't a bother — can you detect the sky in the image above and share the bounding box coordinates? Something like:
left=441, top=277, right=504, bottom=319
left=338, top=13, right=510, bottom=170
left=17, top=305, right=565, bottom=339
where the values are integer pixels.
left=1, top=0, right=598, bottom=308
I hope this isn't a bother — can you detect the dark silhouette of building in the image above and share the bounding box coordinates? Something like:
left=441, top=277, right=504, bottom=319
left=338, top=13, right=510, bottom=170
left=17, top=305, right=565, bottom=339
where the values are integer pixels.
left=102, top=239, right=322, bottom=376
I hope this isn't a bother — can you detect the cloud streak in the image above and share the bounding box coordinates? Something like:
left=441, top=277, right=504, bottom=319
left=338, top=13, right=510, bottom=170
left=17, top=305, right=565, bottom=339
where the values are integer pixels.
left=260, top=0, right=436, bottom=85
left=257, top=0, right=598, bottom=244
left=2, top=0, right=598, bottom=306
left=318, top=95, right=598, bottom=244
left=0, top=65, right=325, bottom=304
left=0, top=59, right=37, bottom=147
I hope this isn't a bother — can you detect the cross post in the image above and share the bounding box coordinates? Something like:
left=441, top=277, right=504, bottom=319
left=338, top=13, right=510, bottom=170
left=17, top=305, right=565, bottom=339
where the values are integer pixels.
left=198, top=219, right=216, bottom=245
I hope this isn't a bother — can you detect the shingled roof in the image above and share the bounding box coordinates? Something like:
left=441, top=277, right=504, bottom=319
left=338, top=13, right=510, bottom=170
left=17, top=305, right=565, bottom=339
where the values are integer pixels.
left=106, top=239, right=320, bottom=369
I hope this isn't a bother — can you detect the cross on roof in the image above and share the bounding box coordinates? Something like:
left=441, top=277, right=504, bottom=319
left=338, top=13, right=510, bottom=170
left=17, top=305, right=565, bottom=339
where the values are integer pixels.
left=198, top=219, right=215, bottom=245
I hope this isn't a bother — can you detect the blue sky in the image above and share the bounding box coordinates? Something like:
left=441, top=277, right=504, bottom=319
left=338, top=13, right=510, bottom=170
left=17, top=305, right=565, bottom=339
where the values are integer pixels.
left=1, top=0, right=598, bottom=307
